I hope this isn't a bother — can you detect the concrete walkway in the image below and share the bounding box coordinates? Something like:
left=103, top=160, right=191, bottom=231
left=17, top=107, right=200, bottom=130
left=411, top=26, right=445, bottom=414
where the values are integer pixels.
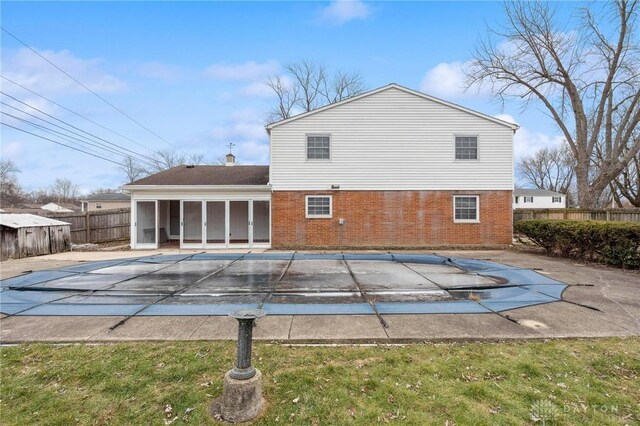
left=1, top=249, right=638, bottom=343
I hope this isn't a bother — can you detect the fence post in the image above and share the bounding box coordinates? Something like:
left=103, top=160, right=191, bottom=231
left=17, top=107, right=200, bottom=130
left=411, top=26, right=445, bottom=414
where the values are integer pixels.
left=85, top=211, right=90, bottom=243
left=606, top=210, right=611, bottom=222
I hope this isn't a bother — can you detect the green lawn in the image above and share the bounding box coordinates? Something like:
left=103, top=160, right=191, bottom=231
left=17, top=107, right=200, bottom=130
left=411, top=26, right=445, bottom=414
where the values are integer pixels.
left=1, top=339, right=638, bottom=425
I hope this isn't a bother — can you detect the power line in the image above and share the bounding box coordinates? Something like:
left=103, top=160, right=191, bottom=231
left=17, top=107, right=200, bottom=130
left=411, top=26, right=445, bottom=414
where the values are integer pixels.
left=1, top=122, right=125, bottom=166
left=1, top=26, right=180, bottom=150
left=0, top=92, right=156, bottom=164
left=1, top=110, right=136, bottom=160
left=1, top=74, right=158, bottom=153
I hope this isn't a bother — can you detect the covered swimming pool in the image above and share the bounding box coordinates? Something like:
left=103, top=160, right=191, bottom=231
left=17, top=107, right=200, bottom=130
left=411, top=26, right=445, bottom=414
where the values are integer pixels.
left=0, top=252, right=567, bottom=319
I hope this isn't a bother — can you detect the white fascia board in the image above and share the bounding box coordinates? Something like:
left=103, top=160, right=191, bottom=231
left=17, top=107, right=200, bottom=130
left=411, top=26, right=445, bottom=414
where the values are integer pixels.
left=265, top=83, right=520, bottom=131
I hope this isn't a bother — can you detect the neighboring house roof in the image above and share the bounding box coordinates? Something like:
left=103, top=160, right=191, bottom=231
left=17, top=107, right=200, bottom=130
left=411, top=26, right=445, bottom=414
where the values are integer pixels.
left=266, top=83, right=520, bottom=131
left=83, top=192, right=130, bottom=201
left=514, top=189, right=564, bottom=197
left=20, top=202, right=80, bottom=211
left=0, top=213, right=70, bottom=229
left=41, top=202, right=75, bottom=212
left=124, top=165, right=270, bottom=187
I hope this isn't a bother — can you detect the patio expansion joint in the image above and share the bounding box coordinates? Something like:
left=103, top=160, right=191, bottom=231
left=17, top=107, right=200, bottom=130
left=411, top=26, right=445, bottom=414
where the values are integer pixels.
left=187, top=316, right=211, bottom=340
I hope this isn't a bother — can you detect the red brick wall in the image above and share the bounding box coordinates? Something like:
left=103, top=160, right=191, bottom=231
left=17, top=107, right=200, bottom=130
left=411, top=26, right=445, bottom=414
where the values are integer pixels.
left=271, top=190, right=512, bottom=248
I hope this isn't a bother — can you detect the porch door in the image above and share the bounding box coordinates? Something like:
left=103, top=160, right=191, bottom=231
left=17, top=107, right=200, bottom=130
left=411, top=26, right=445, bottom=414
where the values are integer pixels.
left=229, top=201, right=250, bottom=245
left=135, top=201, right=157, bottom=248
left=181, top=201, right=204, bottom=248
left=205, top=201, right=226, bottom=247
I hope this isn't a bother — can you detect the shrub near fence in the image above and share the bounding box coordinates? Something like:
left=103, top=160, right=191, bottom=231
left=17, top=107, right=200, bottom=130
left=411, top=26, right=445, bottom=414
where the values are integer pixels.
left=513, top=208, right=640, bottom=223
left=46, top=208, right=130, bottom=244
left=514, top=220, right=640, bottom=268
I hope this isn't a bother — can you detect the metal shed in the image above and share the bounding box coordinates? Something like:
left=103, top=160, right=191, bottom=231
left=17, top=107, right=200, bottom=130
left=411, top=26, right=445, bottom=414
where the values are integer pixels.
left=0, top=214, right=71, bottom=260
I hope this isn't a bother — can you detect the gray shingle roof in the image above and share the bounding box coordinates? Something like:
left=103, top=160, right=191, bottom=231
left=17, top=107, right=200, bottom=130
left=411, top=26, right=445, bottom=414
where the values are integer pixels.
left=84, top=192, right=130, bottom=201
left=514, top=188, right=564, bottom=197
left=126, top=165, right=270, bottom=186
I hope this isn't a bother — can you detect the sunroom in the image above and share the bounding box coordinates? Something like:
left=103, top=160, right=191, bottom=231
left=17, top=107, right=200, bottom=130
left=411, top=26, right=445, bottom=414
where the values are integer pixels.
left=122, top=163, right=271, bottom=249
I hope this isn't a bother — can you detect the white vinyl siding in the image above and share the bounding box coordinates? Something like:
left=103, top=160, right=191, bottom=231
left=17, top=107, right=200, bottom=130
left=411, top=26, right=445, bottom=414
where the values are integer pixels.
left=455, top=136, right=478, bottom=160
left=306, top=195, right=332, bottom=218
left=270, top=87, right=514, bottom=190
left=454, top=196, right=479, bottom=222
left=306, top=135, right=331, bottom=160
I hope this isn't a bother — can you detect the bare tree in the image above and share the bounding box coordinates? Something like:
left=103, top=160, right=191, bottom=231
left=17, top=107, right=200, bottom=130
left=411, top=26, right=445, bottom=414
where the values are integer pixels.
left=266, top=61, right=366, bottom=123
left=265, top=76, right=300, bottom=123
left=323, top=71, right=366, bottom=104
left=120, top=150, right=206, bottom=182
left=612, top=149, right=640, bottom=206
left=146, top=149, right=205, bottom=173
left=468, top=1, right=640, bottom=207
left=0, top=159, right=24, bottom=206
left=50, top=178, right=80, bottom=202
left=120, top=156, right=146, bottom=183
left=518, top=144, right=575, bottom=197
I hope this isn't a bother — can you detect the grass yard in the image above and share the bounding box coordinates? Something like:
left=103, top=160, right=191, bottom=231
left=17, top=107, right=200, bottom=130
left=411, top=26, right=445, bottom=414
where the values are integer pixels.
left=1, top=338, right=638, bottom=425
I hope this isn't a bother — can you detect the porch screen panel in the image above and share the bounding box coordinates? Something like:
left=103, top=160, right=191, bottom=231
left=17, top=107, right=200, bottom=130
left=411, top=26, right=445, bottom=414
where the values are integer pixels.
left=253, top=201, right=270, bottom=243
left=206, top=201, right=225, bottom=244
left=169, top=200, right=180, bottom=236
left=136, top=201, right=156, bottom=244
left=183, top=201, right=202, bottom=243
left=229, top=201, right=249, bottom=244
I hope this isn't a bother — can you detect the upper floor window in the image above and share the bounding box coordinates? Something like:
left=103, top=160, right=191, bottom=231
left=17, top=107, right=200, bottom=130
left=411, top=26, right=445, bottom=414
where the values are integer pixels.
left=96, top=203, right=102, bottom=209
left=514, top=196, right=520, bottom=203
left=455, top=136, right=478, bottom=160
left=523, top=196, right=533, bottom=203
left=306, top=135, right=331, bottom=160
left=552, top=196, right=562, bottom=203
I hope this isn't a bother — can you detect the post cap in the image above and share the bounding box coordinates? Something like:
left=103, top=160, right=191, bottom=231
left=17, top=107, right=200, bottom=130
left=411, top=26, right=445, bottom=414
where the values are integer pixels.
left=229, top=308, right=266, bottom=320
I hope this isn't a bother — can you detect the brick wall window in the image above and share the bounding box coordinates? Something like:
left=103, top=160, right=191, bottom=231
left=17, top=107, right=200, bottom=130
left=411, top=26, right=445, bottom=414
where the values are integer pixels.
left=552, top=196, right=562, bottom=203
left=306, top=195, right=332, bottom=218
left=454, top=196, right=479, bottom=222
left=455, top=136, right=478, bottom=160
left=306, top=135, right=331, bottom=160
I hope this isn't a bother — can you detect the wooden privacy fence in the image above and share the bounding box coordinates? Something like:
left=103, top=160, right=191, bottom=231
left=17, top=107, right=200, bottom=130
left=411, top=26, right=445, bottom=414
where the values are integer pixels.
left=46, top=208, right=130, bottom=244
left=513, top=208, right=640, bottom=223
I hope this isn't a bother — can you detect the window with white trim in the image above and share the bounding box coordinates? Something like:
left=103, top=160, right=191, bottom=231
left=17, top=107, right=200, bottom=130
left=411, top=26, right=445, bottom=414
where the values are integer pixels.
left=96, top=203, right=102, bottom=209
left=306, top=195, right=332, bottom=218
left=306, top=135, right=331, bottom=160
left=455, top=136, right=478, bottom=160
left=523, top=196, right=533, bottom=203
left=514, top=196, right=520, bottom=203
left=454, top=196, right=479, bottom=222
left=552, top=196, right=562, bottom=203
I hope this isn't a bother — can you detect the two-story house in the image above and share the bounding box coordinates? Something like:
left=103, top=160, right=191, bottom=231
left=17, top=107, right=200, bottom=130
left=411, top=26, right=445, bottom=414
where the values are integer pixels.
left=513, top=188, right=567, bottom=209
left=123, top=83, right=518, bottom=249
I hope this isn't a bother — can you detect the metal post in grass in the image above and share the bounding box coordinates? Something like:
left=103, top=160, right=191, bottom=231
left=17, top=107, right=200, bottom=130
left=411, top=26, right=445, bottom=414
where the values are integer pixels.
left=210, top=309, right=266, bottom=423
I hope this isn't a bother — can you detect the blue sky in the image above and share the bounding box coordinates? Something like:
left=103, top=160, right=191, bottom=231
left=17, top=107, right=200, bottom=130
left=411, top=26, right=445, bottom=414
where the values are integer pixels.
left=1, top=1, right=574, bottom=193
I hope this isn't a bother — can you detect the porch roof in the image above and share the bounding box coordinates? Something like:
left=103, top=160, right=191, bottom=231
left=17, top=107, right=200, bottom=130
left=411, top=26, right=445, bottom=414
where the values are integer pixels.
left=124, top=165, right=269, bottom=187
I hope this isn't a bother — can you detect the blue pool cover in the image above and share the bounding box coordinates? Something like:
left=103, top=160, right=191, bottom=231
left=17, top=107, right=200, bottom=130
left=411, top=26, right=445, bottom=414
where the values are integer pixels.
left=0, top=252, right=567, bottom=317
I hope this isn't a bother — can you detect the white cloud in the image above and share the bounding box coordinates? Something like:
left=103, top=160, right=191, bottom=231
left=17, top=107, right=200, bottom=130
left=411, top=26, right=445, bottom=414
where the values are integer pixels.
left=239, top=81, right=276, bottom=98
left=0, top=140, right=24, bottom=159
left=208, top=108, right=269, bottom=164
left=137, top=62, right=186, bottom=81
left=319, top=0, right=371, bottom=25
left=495, top=114, right=564, bottom=160
left=420, top=61, right=489, bottom=99
left=203, top=60, right=280, bottom=81
left=2, top=48, right=126, bottom=95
